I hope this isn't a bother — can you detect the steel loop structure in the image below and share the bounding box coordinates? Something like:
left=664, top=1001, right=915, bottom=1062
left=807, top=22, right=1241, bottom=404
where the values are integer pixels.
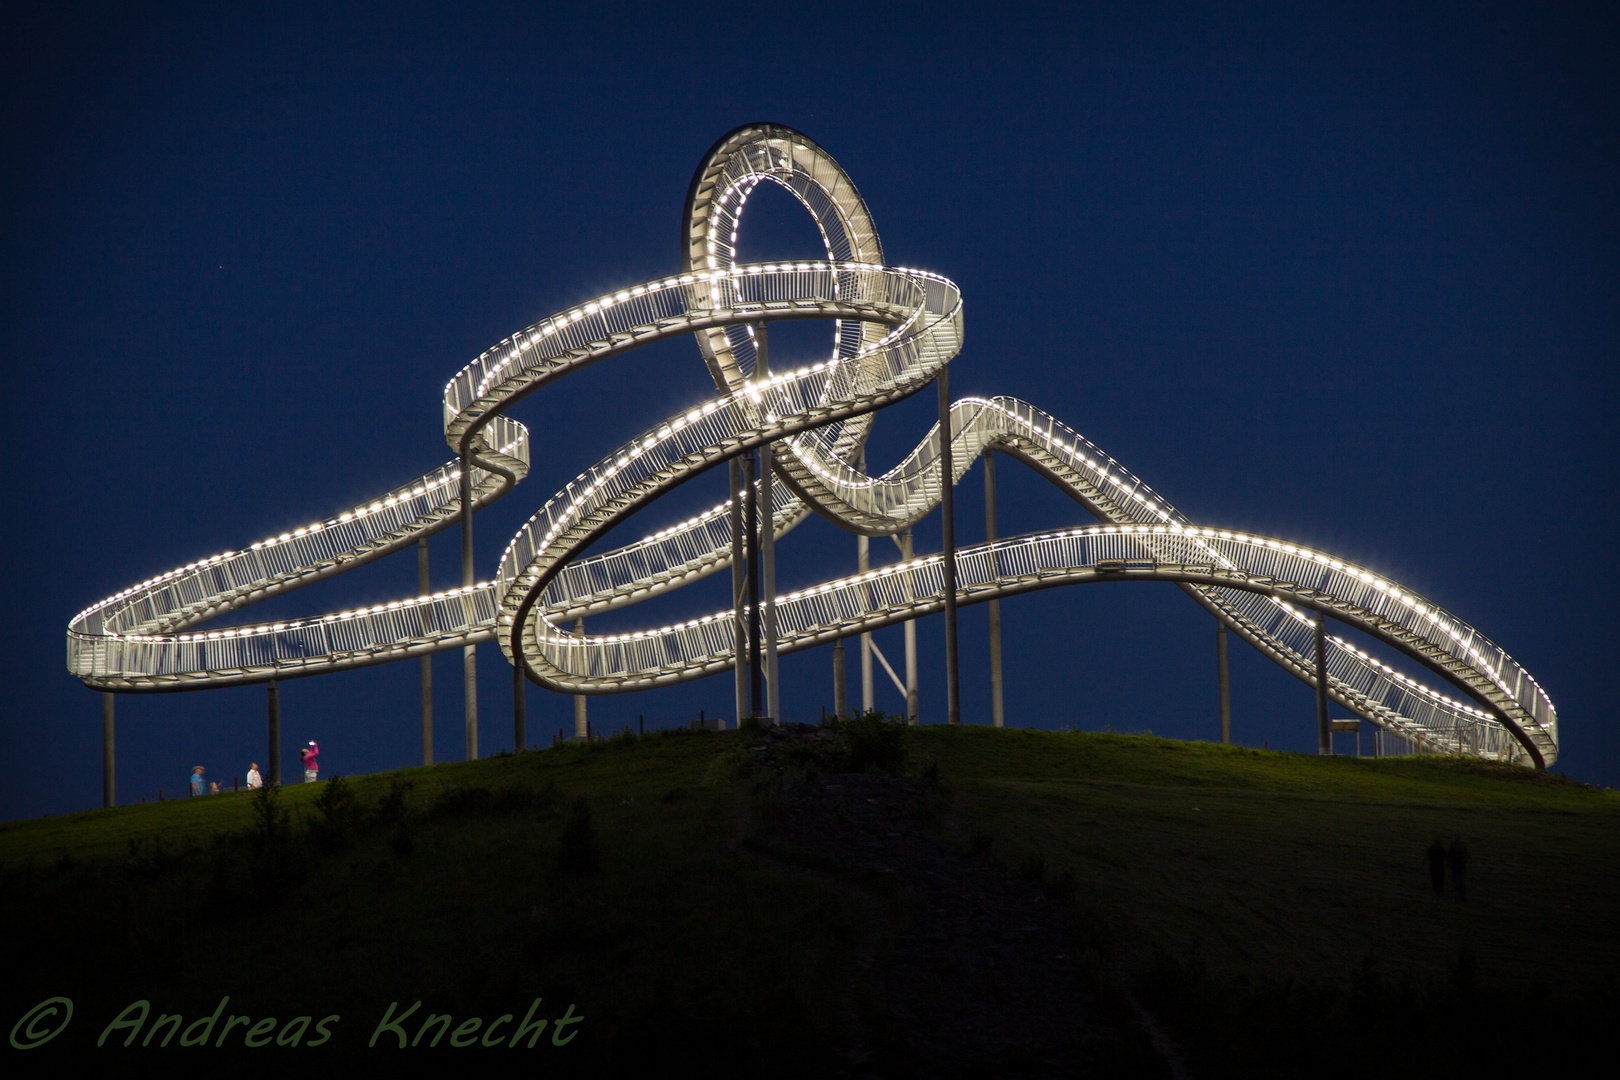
left=66, top=123, right=1559, bottom=769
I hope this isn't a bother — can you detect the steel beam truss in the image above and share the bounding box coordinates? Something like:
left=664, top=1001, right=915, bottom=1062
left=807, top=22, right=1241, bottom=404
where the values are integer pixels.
left=66, top=124, right=1558, bottom=769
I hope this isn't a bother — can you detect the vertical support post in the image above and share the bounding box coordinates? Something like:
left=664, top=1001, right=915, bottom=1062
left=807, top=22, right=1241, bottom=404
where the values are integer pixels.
left=984, top=449, right=1004, bottom=728
left=901, top=529, right=918, bottom=724
left=101, top=692, right=115, bottom=808
left=1314, top=609, right=1331, bottom=755
left=730, top=457, right=748, bottom=727
left=513, top=662, right=526, bottom=753
left=858, top=450, right=873, bottom=715
left=1217, top=622, right=1232, bottom=745
left=460, top=450, right=477, bottom=761
left=573, top=617, right=588, bottom=739
left=832, top=639, right=847, bottom=719
left=938, top=364, right=961, bottom=725
left=744, top=451, right=763, bottom=719
left=267, top=679, right=281, bottom=786
left=418, top=538, right=433, bottom=766
left=761, top=442, right=780, bottom=723
left=751, top=319, right=773, bottom=723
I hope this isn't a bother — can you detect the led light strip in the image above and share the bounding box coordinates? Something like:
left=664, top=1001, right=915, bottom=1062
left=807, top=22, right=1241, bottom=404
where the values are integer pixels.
left=66, top=123, right=1556, bottom=768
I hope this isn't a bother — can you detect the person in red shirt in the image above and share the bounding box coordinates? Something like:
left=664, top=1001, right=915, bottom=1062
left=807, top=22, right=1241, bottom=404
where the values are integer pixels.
left=301, top=740, right=319, bottom=783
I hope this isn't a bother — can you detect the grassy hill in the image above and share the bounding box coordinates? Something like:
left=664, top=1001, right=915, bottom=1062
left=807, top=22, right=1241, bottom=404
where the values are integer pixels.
left=2, top=722, right=1614, bottom=1075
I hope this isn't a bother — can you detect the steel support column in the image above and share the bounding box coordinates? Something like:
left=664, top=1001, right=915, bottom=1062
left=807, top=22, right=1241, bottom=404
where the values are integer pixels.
left=731, top=457, right=748, bottom=727
left=832, top=639, right=847, bottom=719
left=267, top=679, right=281, bottom=786
left=984, top=449, right=1004, bottom=728
left=460, top=450, right=477, bottom=761
left=418, top=538, right=433, bottom=766
left=743, top=451, right=763, bottom=718
left=574, top=617, right=588, bottom=738
left=1217, top=622, right=1231, bottom=745
left=513, top=662, right=526, bottom=753
left=1314, top=609, right=1331, bottom=755
left=761, top=441, right=780, bottom=723
left=938, top=365, right=961, bottom=724
left=901, top=528, right=918, bottom=724
left=857, top=448, right=873, bottom=715
left=101, top=692, right=114, bottom=808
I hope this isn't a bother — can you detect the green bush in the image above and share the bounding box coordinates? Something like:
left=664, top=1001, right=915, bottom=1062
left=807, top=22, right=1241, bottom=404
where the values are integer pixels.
left=373, top=779, right=413, bottom=825
left=840, top=710, right=907, bottom=773
left=248, top=782, right=290, bottom=853
left=245, top=783, right=303, bottom=901
left=308, top=775, right=360, bottom=853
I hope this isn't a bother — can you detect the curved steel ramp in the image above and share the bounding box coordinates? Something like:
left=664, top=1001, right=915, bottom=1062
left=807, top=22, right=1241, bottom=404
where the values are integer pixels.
left=67, top=123, right=1558, bottom=769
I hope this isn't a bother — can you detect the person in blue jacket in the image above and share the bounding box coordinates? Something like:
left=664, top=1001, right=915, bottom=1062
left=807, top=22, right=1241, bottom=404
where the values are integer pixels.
left=189, top=766, right=205, bottom=796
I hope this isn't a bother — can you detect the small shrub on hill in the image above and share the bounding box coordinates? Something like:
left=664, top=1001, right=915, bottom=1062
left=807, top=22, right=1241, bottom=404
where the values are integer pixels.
left=373, top=779, right=414, bottom=825
left=245, top=783, right=303, bottom=902
left=309, top=775, right=361, bottom=853
left=248, top=782, right=291, bottom=853
left=823, top=710, right=908, bottom=773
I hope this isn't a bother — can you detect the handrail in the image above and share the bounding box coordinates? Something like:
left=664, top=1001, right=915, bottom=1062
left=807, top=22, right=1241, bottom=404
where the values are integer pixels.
left=66, top=123, right=1557, bottom=769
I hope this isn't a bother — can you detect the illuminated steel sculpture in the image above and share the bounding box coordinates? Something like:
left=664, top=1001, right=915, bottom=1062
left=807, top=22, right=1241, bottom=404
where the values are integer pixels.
left=67, top=123, right=1559, bottom=770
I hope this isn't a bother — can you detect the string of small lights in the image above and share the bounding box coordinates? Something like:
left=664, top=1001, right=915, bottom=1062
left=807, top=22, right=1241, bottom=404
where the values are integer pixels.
left=66, top=124, right=1555, bottom=767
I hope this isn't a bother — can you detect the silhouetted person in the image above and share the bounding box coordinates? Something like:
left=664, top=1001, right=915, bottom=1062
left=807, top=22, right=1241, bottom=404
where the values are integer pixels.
left=1448, top=838, right=1468, bottom=902
left=1427, top=838, right=1447, bottom=895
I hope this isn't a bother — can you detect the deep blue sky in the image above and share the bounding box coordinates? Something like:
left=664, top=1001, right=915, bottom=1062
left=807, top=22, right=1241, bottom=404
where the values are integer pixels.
left=3, top=2, right=1615, bottom=819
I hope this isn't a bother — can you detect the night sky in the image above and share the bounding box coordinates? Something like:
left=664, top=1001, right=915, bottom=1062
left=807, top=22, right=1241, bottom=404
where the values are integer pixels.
left=3, top=2, right=1615, bottom=820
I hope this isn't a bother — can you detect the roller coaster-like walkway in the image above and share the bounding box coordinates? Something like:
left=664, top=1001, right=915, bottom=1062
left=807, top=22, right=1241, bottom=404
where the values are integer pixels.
left=67, top=124, right=1558, bottom=769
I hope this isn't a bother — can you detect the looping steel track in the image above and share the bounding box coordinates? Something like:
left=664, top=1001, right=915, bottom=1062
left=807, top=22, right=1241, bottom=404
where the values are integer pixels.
left=67, top=123, right=1557, bottom=768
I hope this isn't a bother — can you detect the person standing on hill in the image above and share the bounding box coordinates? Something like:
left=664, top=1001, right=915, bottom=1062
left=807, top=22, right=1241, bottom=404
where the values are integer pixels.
left=301, top=740, right=319, bottom=783
left=190, top=766, right=206, bottom=796
left=246, top=762, right=263, bottom=790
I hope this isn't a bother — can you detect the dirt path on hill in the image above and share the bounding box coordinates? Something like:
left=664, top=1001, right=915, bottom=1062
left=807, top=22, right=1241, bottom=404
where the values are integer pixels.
left=744, top=726, right=1174, bottom=1079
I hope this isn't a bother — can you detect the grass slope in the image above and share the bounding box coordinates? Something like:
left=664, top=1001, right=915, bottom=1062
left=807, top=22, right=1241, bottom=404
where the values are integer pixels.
left=1, top=724, right=1614, bottom=1075
left=920, top=727, right=1619, bottom=988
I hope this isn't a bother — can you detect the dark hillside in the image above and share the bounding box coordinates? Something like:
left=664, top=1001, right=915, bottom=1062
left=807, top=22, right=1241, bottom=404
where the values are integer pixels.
left=2, top=722, right=1612, bottom=1076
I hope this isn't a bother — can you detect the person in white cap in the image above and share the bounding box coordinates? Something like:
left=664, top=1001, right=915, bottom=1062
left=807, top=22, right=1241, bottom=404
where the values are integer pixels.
left=300, top=740, right=319, bottom=783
